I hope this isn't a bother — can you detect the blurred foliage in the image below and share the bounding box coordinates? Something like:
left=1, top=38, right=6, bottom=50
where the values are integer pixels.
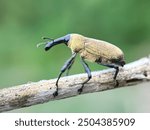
left=0, top=0, right=150, bottom=112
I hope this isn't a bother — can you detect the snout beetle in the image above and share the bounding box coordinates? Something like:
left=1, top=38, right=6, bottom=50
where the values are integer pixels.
left=40, top=34, right=125, bottom=97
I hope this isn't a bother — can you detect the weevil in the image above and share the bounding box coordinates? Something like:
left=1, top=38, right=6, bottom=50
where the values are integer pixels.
left=42, top=34, right=125, bottom=97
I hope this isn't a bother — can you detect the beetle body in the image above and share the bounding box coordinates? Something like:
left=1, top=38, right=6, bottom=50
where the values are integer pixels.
left=68, top=34, right=125, bottom=66
left=43, top=33, right=125, bottom=97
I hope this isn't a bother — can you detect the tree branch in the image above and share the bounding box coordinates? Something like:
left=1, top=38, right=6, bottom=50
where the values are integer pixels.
left=0, top=56, right=150, bottom=112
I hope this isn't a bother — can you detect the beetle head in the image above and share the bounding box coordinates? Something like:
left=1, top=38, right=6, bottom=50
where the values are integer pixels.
left=45, top=34, right=70, bottom=51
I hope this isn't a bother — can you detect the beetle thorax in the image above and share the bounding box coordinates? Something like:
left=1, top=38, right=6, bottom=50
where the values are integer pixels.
left=68, top=34, right=85, bottom=53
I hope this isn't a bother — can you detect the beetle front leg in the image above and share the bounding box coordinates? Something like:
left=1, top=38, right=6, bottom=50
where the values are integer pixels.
left=65, top=58, right=75, bottom=76
left=53, top=53, right=76, bottom=97
left=78, top=57, right=92, bottom=94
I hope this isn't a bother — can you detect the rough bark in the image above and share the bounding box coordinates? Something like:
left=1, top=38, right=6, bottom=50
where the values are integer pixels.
left=0, top=56, right=150, bottom=112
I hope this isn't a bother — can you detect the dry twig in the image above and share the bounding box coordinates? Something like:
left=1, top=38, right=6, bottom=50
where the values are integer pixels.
left=0, top=56, right=150, bottom=112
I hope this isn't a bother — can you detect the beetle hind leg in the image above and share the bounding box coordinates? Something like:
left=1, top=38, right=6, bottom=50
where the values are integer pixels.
left=78, top=57, right=92, bottom=94
left=101, top=64, right=119, bottom=86
left=113, top=66, right=119, bottom=87
left=101, top=64, right=119, bottom=80
left=113, top=66, right=119, bottom=80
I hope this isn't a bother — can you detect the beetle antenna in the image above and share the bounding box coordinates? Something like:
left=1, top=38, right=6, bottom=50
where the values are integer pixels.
left=37, top=37, right=55, bottom=48
left=36, top=42, right=47, bottom=48
left=42, top=37, right=54, bottom=41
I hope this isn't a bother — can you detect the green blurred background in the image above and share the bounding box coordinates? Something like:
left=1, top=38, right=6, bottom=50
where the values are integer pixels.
left=0, top=0, right=150, bottom=112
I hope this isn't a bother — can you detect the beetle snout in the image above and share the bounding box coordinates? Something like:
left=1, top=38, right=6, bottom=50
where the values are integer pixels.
left=45, top=41, right=54, bottom=51
left=44, top=34, right=71, bottom=51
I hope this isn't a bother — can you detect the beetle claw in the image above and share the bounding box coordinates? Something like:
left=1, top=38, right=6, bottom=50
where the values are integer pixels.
left=114, top=80, right=119, bottom=87
left=53, top=91, right=58, bottom=97
left=78, top=88, right=83, bottom=94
